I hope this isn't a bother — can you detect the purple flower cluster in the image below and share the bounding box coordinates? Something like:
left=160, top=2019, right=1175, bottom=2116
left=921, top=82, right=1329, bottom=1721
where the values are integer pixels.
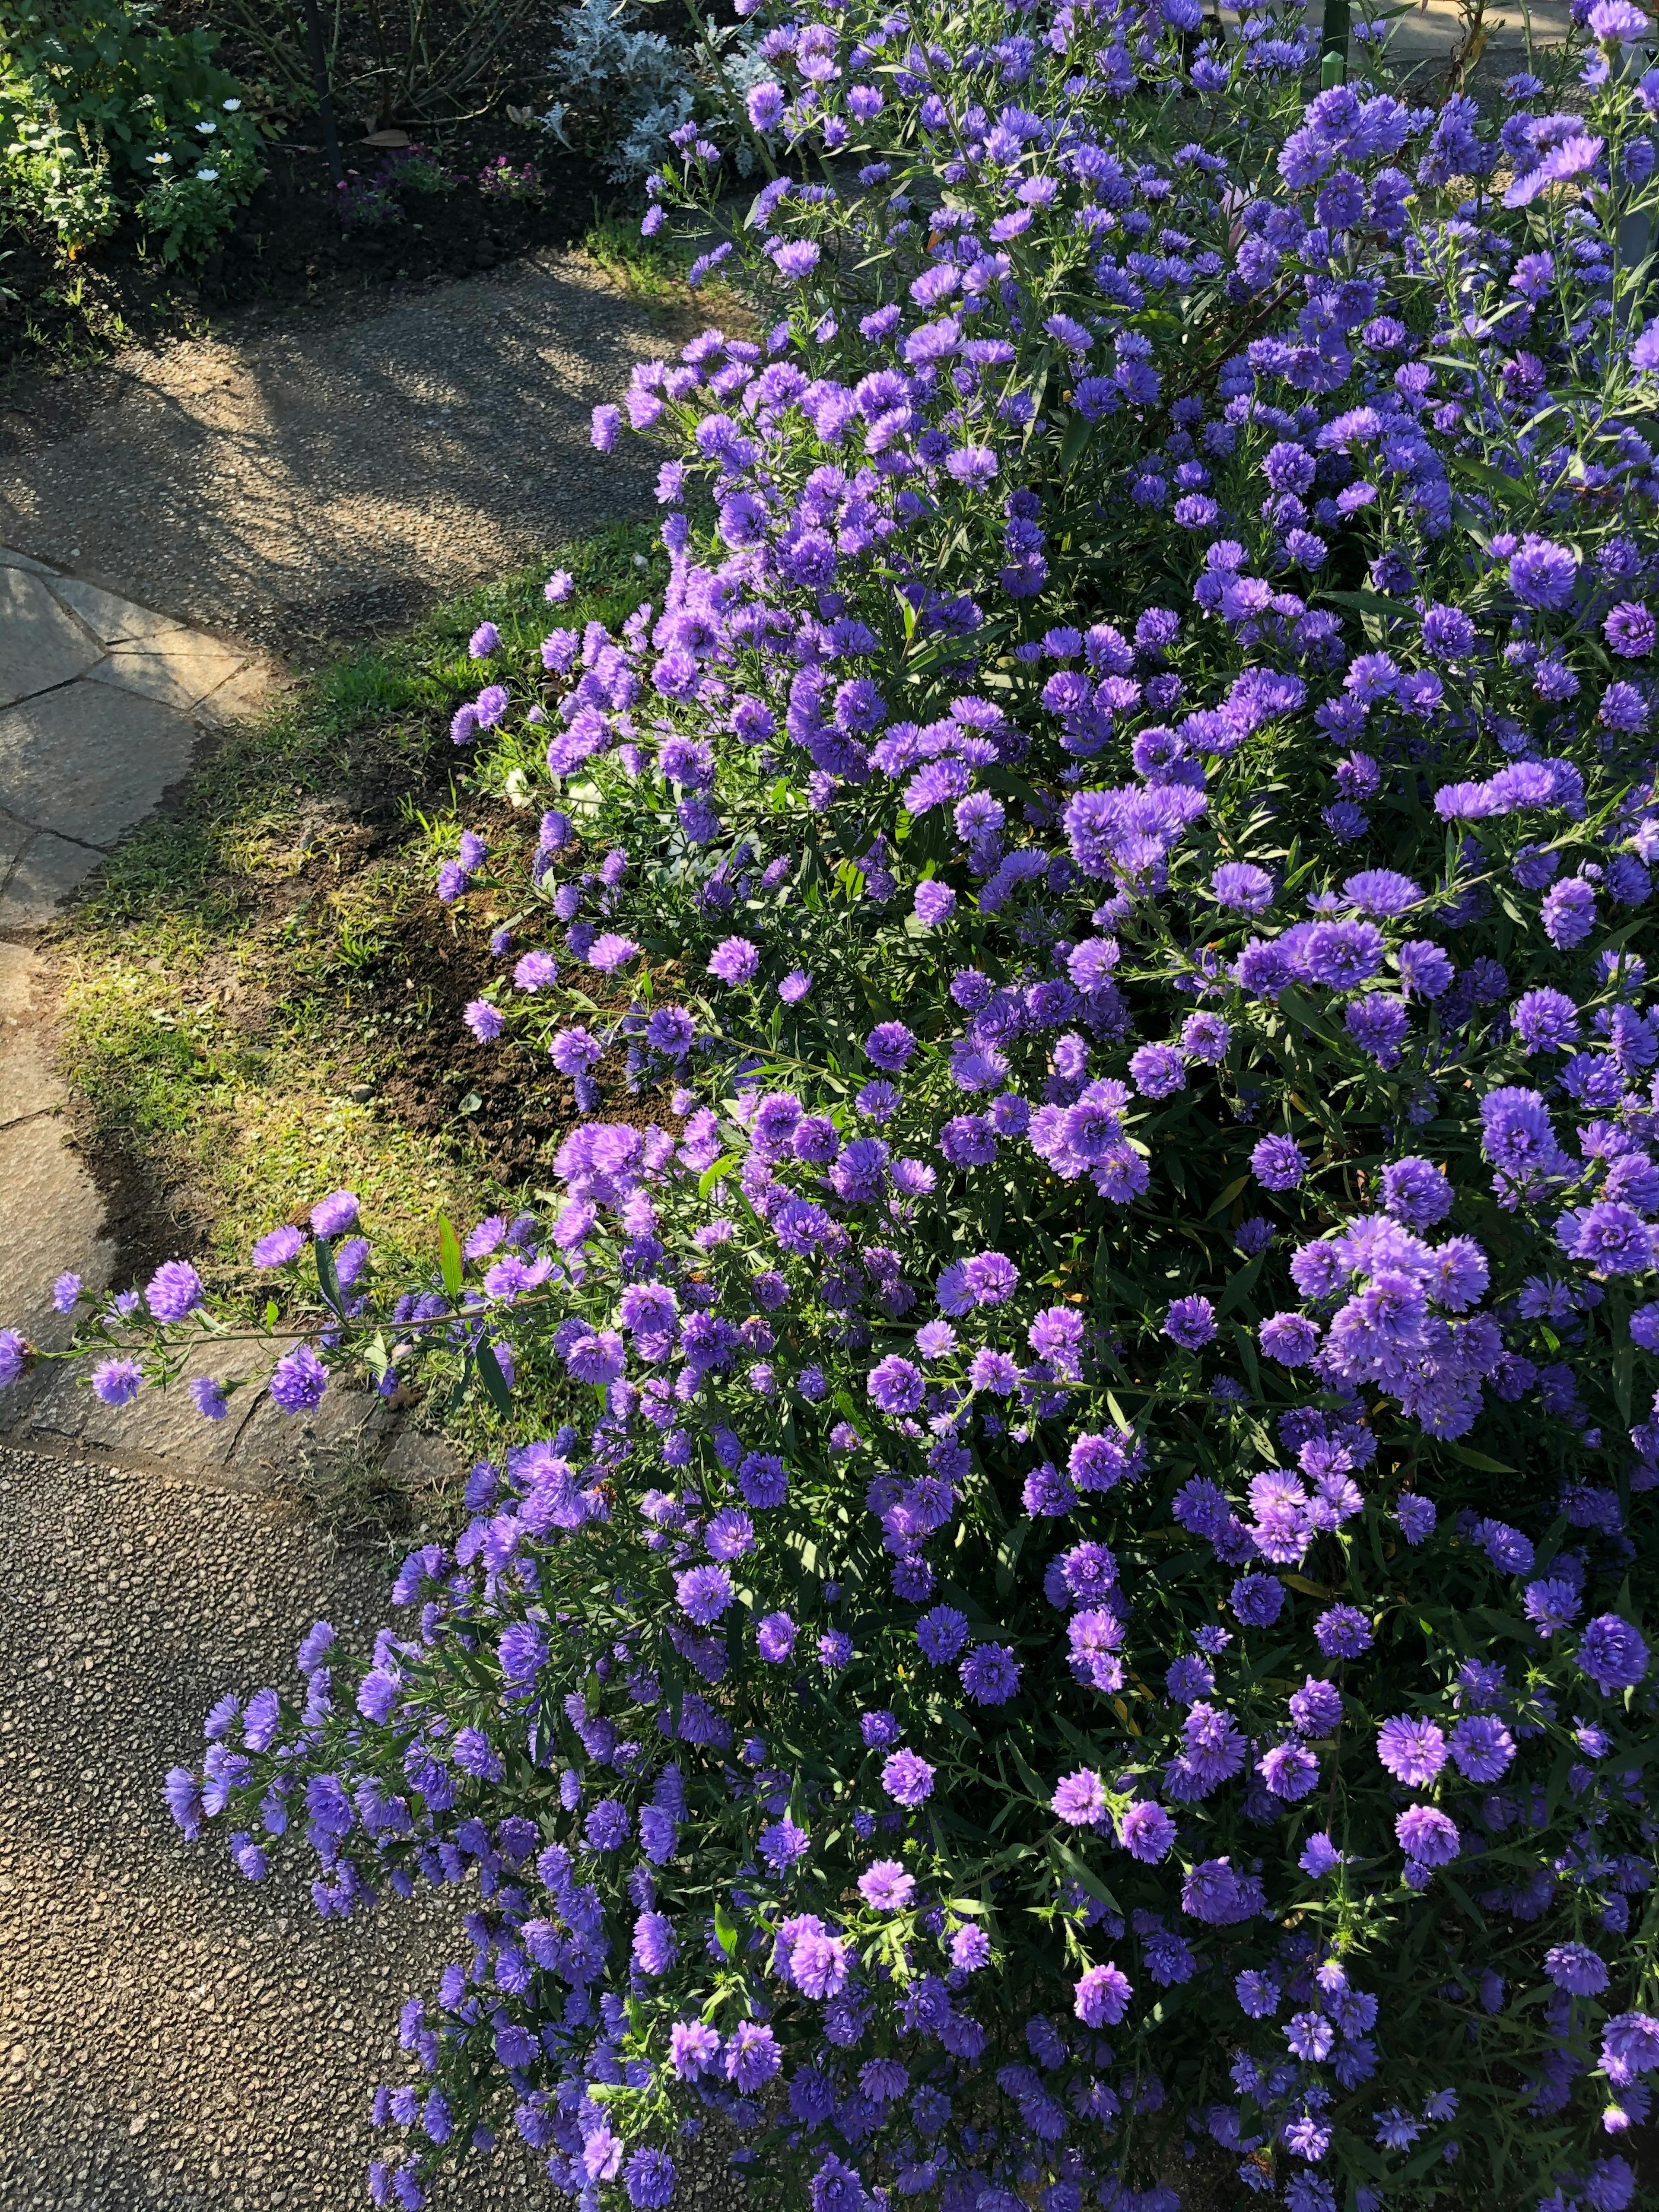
left=11, top=4, right=1659, bottom=2210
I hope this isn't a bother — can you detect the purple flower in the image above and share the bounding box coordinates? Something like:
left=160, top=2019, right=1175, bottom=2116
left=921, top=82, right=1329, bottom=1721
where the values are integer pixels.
left=464, top=999, right=503, bottom=1042
left=881, top=1749, right=935, bottom=1806
left=1286, top=2012, right=1335, bottom=2062
left=1230, top=1573, right=1285, bottom=1627
left=1344, top=868, right=1421, bottom=918
left=1053, top=1761, right=1119, bottom=1831
left=1236, top=1969, right=1281, bottom=2018
left=1181, top=1857, right=1265, bottom=1925
left=1605, top=601, right=1655, bottom=657
left=1524, top=1576, right=1581, bottom=1637
left=1252, top=1135, right=1306, bottom=1190
left=1506, top=134, right=1605, bottom=209
left=92, top=1357, right=142, bottom=1407
left=914, top=880, right=957, bottom=925
left=708, top=937, right=760, bottom=986
left=676, top=1564, right=735, bottom=1627
left=1602, top=2014, right=1659, bottom=2075
left=1577, top=1613, right=1649, bottom=1694
left=960, top=1643, right=1021, bottom=1705
left=1261, top=1312, right=1321, bottom=1365
left=1258, top=1740, right=1319, bottom=1800
left=865, top=1021, right=916, bottom=1072
left=1315, top=1605, right=1373, bottom=1657
left=1449, top=1714, right=1515, bottom=1781
left=756, top=1611, right=796, bottom=1662
left=1396, top=1804, right=1459, bottom=1866
left=1212, top=862, right=1274, bottom=913
left=951, top=1924, right=991, bottom=1971
left=190, top=1375, right=229, bottom=1421
left=958, top=1250, right=1019, bottom=1306
left=725, top=2020, right=782, bottom=2090
left=1508, top=534, right=1580, bottom=610
left=51, top=1271, right=81, bottom=1313
left=1118, top=1801, right=1176, bottom=1861
left=868, top=1354, right=924, bottom=1415
left=1300, top=1833, right=1341, bottom=1878
left=916, top=1605, right=969, bottom=1662
left=585, top=1798, right=630, bottom=1850
left=1376, top=1715, right=1448, bottom=1787
left=1163, top=1295, right=1216, bottom=1349
left=1542, top=876, right=1598, bottom=950
left=146, top=1260, right=204, bottom=1324
left=669, top=2020, right=720, bottom=2078
left=591, top=404, right=621, bottom=451
left=779, top=969, right=812, bottom=1003
left=946, top=444, right=998, bottom=486
left=1074, top=1961, right=1132, bottom=2027
left=310, top=1189, right=359, bottom=1238
left=1130, top=1043, right=1185, bottom=1098
left=269, top=1343, right=327, bottom=1414
left=1590, top=0, right=1648, bottom=38
left=1546, top=1941, right=1610, bottom=1995
left=760, top=1816, right=810, bottom=1873
left=746, top=81, right=784, bottom=129
left=624, top=2148, right=677, bottom=2210
left=252, top=1225, right=305, bottom=1268
left=858, top=1859, right=915, bottom=1910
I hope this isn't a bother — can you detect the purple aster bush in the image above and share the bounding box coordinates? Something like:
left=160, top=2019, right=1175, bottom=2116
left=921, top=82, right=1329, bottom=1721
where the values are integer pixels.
left=9, top=6, right=1659, bottom=2210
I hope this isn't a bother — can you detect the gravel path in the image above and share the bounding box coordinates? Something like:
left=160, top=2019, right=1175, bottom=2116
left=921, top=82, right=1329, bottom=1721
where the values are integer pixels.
left=0, top=252, right=685, bottom=658
left=0, top=1443, right=555, bottom=2212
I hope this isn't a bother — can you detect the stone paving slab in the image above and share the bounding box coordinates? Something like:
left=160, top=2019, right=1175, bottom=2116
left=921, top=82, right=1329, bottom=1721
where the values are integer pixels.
left=0, top=548, right=283, bottom=937
left=0, top=568, right=102, bottom=707
left=0, top=682, right=199, bottom=858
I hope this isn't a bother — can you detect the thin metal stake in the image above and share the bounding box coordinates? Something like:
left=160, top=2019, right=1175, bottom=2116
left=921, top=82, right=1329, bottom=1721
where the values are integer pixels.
left=299, top=0, right=343, bottom=188
left=1321, top=0, right=1350, bottom=73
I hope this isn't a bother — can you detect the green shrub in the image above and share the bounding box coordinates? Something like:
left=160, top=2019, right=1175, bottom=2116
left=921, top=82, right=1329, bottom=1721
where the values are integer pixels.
left=0, top=0, right=262, bottom=257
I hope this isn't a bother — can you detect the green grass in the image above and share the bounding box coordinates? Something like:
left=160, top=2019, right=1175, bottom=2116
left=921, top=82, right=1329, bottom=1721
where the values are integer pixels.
left=56, top=519, right=661, bottom=1282
left=581, top=208, right=701, bottom=302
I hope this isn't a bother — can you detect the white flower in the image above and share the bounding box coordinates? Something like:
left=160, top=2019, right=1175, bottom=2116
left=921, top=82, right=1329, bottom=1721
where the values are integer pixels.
left=222, top=98, right=241, bottom=111
left=150, top=150, right=172, bottom=165
left=197, top=119, right=217, bottom=134
left=197, top=167, right=220, bottom=181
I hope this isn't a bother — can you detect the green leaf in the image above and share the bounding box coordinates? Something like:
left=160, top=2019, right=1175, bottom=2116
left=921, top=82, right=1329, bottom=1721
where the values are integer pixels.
left=1205, top=1173, right=1250, bottom=1220
left=476, top=1337, right=512, bottom=1417
left=314, top=1234, right=344, bottom=1319
left=713, top=1901, right=740, bottom=1958
left=1007, top=1739, right=1048, bottom=1803
left=699, top=1154, right=742, bottom=1200
left=1449, top=451, right=1522, bottom=505
left=1216, top=1251, right=1265, bottom=1322
left=1051, top=1837, right=1122, bottom=1918
left=438, top=1214, right=464, bottom=1299
left=263, top=1298, right=279, bottom=1329
left=995, top=1519, right=1030, bottom=1599
left=1441, top=1443, right=1516, bottom=1474
left=1320, top=586, right=1409, bottom=623
left=1057, top=407, right=1093, bottom=474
